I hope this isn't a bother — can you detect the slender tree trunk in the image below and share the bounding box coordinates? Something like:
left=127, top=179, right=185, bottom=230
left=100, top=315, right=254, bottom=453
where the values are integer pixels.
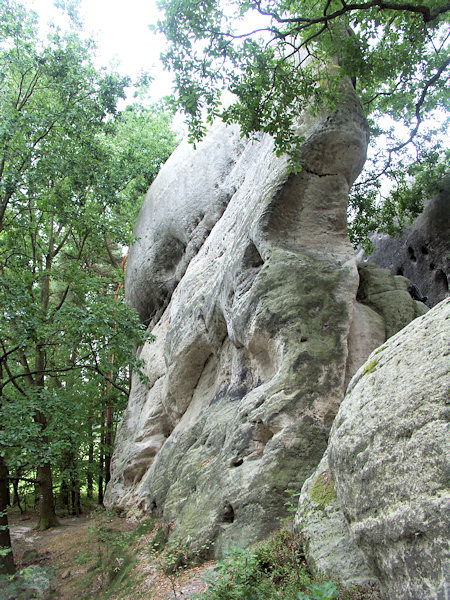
left=36, top=457, right=58, bottom=530
left=104, top=405, right=113, bottom=488
left=69, top=449, right=81, bottom=516
left=70, top=477, right=81, bottom=516
left=0, top=363, right=15, bottom=574
left=0, top=455, right=15, bottom=574
left=98, top=411, right=105, bottom=505
left=87, top=418, right=94, bottom=500
left=11, top=476, right=23, bottom=514
left=34, top=219, right=58, bottom=530
left=60, top=478, right=70, bottom=514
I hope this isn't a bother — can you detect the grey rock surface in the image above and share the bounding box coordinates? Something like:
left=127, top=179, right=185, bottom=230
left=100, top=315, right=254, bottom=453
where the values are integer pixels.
left=328, top=298, right=450, bottom=600
left=106, top=86, right=370, bottom=556
left=295, top=452, right=377, bottom=588
left=356, top=262, right=428, bottom=339
left=105, top=82, right=432, bottom=561
left=125, top=122, right=248, bottom=326
left=358, top=175, right=450, bottom=307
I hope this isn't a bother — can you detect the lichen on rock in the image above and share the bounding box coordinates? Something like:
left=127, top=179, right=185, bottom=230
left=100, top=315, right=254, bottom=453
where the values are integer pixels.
left=105, top=80, right=435, bottom=565
left=329, top=298, right=450, bottom=600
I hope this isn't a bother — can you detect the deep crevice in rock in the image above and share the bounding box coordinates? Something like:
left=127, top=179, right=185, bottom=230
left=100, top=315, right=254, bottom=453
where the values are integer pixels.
left=222, top=503, right=235, bottom=523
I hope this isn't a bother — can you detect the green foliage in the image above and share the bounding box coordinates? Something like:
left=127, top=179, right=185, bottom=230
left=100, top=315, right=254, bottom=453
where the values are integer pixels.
left=156, top=0, right=449, bottom=245
left=194, top=529, right=311, bottom=600
left=0, top=565, right=56, bottom=599
left=297, top=581, right=339, bottom=600
left=192, top=528, right=377, bottom=599
left=91, top=517, right=136, bottom=589
left=0, top=0, right=177, bottom=523
left=149, top=523, right=170, bottom=554
left=283, top=488, right=302, bottom=522
left=76, top=512, right=157, bottom=599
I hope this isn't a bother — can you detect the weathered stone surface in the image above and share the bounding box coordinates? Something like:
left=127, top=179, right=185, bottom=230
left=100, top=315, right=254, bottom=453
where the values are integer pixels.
left=356, top=262, right=428, bottom=339
left=358, top=175, right=450, bottom=307
left=105, top=85, right=370, bottom=557
left=295, top=452, right=377, bottom=588
left=328, top=298, right=450, bottom=600
left=106, top=82, right=433, bottom=562
left=125, top=122, right=248, bottom=326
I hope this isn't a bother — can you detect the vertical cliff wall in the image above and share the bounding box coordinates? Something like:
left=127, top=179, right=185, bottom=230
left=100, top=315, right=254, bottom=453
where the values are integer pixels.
left=105, top=85, right=427, bottom=558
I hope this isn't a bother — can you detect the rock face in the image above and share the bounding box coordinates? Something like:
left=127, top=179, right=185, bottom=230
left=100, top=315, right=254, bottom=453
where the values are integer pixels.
left=296, top=267, right=428, bottom=588
left=105, top=84, right=427, bottom=559
left=358, top=175, right=450, bottom=307
left=295, top=451, right=377, bottom=588
left=325, top=298, right=450, bottom=600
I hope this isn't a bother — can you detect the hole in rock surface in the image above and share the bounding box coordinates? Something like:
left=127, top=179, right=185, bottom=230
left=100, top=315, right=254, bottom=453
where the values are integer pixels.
left=407, top=246, right=417, bottom=262
left=434, top=269, right=448, bottom=294
left=242, top=241, right=264, bottom=269
left=223, top=503, right=235, bottom=523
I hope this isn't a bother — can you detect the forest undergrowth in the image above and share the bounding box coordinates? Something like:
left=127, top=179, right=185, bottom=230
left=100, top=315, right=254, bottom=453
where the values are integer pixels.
left=3, top=505, right=382, bottom=600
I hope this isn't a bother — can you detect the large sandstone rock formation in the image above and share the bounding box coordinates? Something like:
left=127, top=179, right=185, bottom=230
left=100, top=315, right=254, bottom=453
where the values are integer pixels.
left=358, top=175, right=450, bottom=306
left=105, top=84, right=427, bottom=558
left=298, top=298, right=449, bottom=600
left=295, top=450, right=377, bottom=588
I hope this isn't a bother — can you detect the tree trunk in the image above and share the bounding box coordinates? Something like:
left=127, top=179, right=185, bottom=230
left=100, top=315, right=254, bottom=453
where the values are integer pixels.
left=11, top=476, right=23, bottom=514
left=71, top=480, right=81, bottom=516
left=36, top=458, right=58, bottom=530
left=0, top=455, right=15, bottom=574
left=105, top=405, right=113, bottom=488
left=98, top=411, right=105, bottom=505
left=69, top=451, right=81, bottom=516
left=87, top=418, right=94, bottom=499
left=35, top=409, right=59, bottom=530
left=60, top=478, right=70, bottom=513
left=34, top=222, right=58, bottom=530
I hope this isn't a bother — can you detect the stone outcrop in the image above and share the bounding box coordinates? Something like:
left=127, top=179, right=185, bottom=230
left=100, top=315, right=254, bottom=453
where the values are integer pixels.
left=301, top=298, right=449, bottom=600
left=295, top=451, right=377, bottom=588
left=105, top=84, right=428, bottom=559
left=358, top=175, right=450, bottom=307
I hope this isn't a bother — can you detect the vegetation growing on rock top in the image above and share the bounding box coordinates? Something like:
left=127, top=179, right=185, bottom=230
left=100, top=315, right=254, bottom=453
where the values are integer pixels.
left=156, top=0, right=450, bottom=248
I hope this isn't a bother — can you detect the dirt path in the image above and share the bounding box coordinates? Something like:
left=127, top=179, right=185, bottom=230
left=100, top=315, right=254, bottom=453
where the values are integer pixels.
left=9, top=511, right=214, bottom=600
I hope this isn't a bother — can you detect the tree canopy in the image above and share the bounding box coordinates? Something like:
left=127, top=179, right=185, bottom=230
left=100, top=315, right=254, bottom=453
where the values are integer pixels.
left=156, top=0, right=449, bottom=246
left=0, top=0, right=177, bottom=565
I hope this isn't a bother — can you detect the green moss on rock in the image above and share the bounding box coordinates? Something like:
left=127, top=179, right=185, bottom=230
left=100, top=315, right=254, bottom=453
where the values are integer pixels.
left=362, top=358, right=378, bottom=376
left=310, top=470, right=337, bottom=508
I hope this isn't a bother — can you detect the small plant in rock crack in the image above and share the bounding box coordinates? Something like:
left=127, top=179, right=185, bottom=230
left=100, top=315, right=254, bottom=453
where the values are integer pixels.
left=283, top=488, right=302, bottom=525
left=297, top=581, right=339, bottom=600
left=158, top=545, right=189, bottom=600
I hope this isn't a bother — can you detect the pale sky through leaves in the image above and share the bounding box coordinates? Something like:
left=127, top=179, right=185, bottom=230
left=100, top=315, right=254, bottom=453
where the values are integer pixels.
left=21, top=0, right=174, bottom=99
left=18, top=0, right=449, bottom=199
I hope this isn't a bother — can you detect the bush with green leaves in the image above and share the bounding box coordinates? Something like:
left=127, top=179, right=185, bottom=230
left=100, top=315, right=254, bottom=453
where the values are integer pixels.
left=193, top=529, right=311, bottom=600
left=193, top=528, right=378, bottom=600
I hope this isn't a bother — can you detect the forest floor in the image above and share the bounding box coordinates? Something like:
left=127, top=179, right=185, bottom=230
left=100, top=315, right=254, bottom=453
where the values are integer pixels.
left=8, top=509, right=214, bottom=600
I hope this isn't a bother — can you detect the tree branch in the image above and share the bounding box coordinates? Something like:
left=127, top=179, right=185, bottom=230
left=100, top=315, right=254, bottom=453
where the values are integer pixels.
left=389, top=56, right=450, bottom=153
left=259, top=1, right=450, bottom=26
